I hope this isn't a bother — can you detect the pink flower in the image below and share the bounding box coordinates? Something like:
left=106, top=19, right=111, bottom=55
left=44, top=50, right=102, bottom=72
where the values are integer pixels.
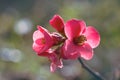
left=32, top=14, right=101, bottom=72
left=38, top=49, right=63, bottom=72
left=49, top=15, right=64, bottom=33
left=32, top=25, right=54, bottom=55
left=62, top=19, right=100, bottom=60
left=32, top=25, right=63, bottom=72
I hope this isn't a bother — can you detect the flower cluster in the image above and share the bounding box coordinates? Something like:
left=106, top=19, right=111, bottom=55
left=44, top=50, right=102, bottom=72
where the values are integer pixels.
left=32, top=15, right=100, bottom=72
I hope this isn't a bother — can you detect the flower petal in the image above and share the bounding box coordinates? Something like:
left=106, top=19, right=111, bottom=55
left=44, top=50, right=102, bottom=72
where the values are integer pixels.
left=50, top=59, right=63, bottom=72
left=78, top=43, right=93, bottom=60
left=50, top=62, right=57, bottom=72
left=49, top=15, right=64, bottom=32
left=79, top=20, right=86, bottom=34
left=84, top=26, right=100, bottom=48
left=33, top=30, right=44, bottom=41
left=57, top=59, right=63, bottom=68
left=65, top=19, right=86, bottom=40
left=49, top=54, right=63, bottom=69
left=62, top=39, right=79, bottom=59
left=41, top=51, right=63, bottom=72
left=33, top=26, right=54, bottom=54
left=32, top=42, right=44, bottom=54
left=37, top=26, right=54, bottom=53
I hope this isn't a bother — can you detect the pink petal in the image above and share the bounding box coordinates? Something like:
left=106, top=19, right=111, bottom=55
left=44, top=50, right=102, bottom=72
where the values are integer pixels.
left=84, top=26, right=100, bottom=48
left=50, top=59, right=63, bottom=72
left=79, top=20, right=86, bottom=34
left=50, top=54, right=63, bottom=70
left=57, top=59, right=63, bottom=68
left=37, top=51, right=50, bottom=57
left=46, top=51, right=63, bottom=72
left=62, top=40, right=79, bottom=59
left=37, top=26, right=54, bottom=53
left=65, top=19, right=86, bottom=40
left=33, top=30, right=44, bottom=41
left=32, top=42, right=44, bottom=54
left=35, top=38, right=45, bottom=45
left=50, top=62, right=57, bottom=72
left=33, top=26, right=54, bottom=54
left=37, top=25, right=49, bottom=34
left=78, top=43, right=93, bottom=60
left=49, top=15, right=64, bottom=32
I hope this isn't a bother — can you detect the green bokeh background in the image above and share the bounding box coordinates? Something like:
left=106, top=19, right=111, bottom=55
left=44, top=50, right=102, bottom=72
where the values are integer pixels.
left=0, top=0, right=120, bottom=80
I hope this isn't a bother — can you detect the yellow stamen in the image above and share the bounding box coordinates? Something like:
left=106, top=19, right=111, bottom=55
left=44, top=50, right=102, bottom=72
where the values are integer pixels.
left=74, top=35, right=87, bottom=45
left=41, top=38, right=46, bottom=44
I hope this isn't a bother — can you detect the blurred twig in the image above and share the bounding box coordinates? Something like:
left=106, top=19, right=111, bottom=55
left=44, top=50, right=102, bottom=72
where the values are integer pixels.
left=78, top=58, right=106, bottom=80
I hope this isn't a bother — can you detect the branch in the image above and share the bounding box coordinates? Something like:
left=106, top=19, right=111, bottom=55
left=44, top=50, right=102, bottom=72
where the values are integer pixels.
left=78, top=58, right=106, bottom=80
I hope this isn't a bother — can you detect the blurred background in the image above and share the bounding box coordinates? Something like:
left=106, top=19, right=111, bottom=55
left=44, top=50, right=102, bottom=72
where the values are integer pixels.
left=0, top=0, right=120, bottom=80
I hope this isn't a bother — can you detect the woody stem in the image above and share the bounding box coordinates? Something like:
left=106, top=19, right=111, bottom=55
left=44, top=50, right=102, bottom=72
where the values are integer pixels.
left=78, top=58, right=106, bottom=80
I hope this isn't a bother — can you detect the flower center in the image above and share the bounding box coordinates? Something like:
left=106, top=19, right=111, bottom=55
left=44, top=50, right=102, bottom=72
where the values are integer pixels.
left=41, top=38, right=46, bottom=44
left=74, top=35, right=87, bottom=45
